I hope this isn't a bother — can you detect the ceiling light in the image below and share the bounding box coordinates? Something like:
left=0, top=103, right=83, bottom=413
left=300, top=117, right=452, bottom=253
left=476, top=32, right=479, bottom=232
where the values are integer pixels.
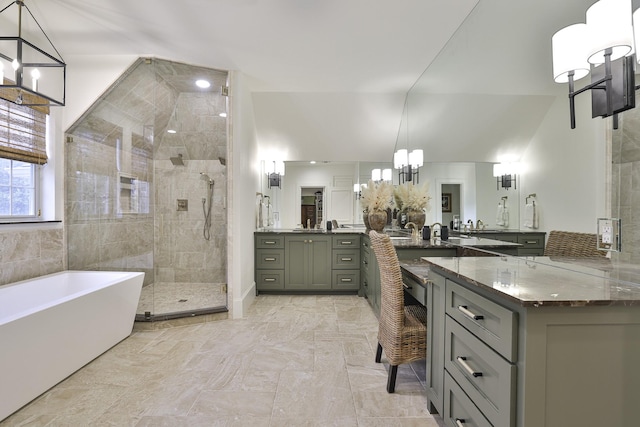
left=195, top=79, right=211, bottom=89
left=0, top=1, right=66, bottom=108
left=309, top=161, right=316, bottom=164
left=219, top=112, right=227, bottom=118
left=167, top=129, right=177, bottom=134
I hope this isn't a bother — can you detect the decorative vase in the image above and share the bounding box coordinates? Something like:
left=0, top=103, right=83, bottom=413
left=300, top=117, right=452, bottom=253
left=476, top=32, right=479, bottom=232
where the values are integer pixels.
left=363, top=210, right=371, bottom=229
left=368, top=209, right=387, bottom=232
left=407, top=209, right=426, bottom=232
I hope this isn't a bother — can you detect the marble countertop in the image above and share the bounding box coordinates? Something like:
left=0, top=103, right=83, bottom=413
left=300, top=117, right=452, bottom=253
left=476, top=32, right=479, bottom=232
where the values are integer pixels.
left=401, top=256, right=640, bottom=307
left=256, top=229, right=522, bottom=250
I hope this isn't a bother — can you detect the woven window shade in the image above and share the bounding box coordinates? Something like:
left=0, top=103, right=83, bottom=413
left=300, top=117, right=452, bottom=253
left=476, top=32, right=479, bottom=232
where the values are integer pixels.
left=0, top=98, right=48, bottom=165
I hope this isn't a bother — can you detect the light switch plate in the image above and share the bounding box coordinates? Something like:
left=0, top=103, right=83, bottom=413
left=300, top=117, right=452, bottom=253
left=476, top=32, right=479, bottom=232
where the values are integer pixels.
left=597, top=218, right=621, bottom=252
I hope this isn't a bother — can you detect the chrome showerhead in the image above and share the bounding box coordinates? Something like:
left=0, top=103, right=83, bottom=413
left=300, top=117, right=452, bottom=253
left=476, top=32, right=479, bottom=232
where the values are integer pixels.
left=170, top=153, right=185, bottom=166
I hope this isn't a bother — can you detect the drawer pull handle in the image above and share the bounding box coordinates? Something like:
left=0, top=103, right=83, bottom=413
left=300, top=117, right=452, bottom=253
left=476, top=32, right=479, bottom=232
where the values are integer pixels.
left=340, top=278, right=352, bottom=282
left=403, top=283, right=412, bottom=290
left=341, top=241, right=352, bottom=245
left=457, top=356, right=483, bottom=377
left=363, top=260, right=368, bottom=265
left=458, top=305, right=484, bottom=320
left=264, top=241, right=276, bottom=245
left=455, top=419, right=466, bottom=427
left=525, top=240, right=537, bottom=244
left=264, top=257, right=277, bottom=261
left=264, top=278, right=276, bottom=282
left=341, top=257, right=353, bottom=261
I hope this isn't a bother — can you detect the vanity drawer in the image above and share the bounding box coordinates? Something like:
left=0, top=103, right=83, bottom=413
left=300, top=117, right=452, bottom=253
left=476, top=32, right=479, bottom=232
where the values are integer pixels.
left=333, top=235, right=360, bottom=249
left=445, top=280, right=517, bottom=362
left=333, top=249, right=360, bottom=269
left=256, top=270, right=284, bottom=291
left=445, top=316, right=516, bottom=427
left=402, top=272, right=426, bottom=306
left=517, top=234, right=544, bottom=249
left=332, top=270, right=360, bottom=291
left=255, top=249, right=285, bottom=269
left=443, top=372, right=492, bottom=427
left=256, top=235, right=285, bottom=249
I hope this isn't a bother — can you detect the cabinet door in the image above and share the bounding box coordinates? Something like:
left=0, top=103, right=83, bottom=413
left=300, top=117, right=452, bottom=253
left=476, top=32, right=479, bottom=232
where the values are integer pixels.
left=426, top=271, right=446, bottom=415
left=284, top=235, right=331, bottom=290
left=285, top=237, right=308, bottom=289
left=308, top=236, right=331, bottom=290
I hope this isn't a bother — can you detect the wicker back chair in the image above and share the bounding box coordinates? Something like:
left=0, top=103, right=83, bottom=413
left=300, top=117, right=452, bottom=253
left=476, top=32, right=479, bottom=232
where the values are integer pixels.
left=544, top=230, right=607, bottom=258
left=369, top=230, right=427, bottom=393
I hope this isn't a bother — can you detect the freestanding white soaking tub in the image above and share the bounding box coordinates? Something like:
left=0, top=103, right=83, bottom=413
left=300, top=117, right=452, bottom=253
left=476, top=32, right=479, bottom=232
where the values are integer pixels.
left=0, top=270, right=144, bottom=421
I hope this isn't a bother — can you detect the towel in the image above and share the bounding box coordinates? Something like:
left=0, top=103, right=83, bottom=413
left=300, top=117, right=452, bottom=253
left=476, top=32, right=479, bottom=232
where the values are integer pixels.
left=496, top=204, right=505, bottom=226
left=524, top=202, right=537, bottom=229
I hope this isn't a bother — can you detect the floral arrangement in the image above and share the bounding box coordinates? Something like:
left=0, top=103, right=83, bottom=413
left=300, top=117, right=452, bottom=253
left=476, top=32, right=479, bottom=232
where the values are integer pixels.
left=394, top=181, right=431, bottom=212
left=360, top=179, right=394, bottom=212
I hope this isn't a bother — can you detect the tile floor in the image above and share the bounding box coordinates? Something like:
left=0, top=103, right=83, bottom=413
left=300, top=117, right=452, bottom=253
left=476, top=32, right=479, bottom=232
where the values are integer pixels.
left=1, top=295, right=444, bottom=426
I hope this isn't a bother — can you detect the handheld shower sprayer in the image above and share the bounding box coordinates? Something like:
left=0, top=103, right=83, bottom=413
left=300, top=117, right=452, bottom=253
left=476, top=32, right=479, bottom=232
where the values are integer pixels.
left=200, top=172, right=214, bottom=240
left=200, top=172, right=214, bottom=187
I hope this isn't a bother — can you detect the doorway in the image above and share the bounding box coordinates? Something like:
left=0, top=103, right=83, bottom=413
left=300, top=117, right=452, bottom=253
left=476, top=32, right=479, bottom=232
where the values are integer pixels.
left=441, top=183, right=461, bottom=229
left=300, top=187, right=324, bottom=229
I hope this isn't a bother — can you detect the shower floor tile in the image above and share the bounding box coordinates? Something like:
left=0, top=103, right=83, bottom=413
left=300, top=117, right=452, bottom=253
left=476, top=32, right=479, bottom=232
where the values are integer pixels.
left=137, top=282, right=227, bottom=315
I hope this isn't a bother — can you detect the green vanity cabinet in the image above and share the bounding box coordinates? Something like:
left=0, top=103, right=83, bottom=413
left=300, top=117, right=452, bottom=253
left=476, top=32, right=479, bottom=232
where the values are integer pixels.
left=465, top=231, right=546, bottom=256
left=285, top=235, right=332, bottom=291
left=426, top=271, right=446, bottom=415
left=331, top=235, right=360, bottom=291
left=360, top=235, right=380, bottom=314
left=255, top=234, right=285, bottom=291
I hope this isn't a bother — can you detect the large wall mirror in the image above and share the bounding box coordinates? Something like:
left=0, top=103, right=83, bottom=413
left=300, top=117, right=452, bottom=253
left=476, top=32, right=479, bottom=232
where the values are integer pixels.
left=258, top=159, right=518, bottom=230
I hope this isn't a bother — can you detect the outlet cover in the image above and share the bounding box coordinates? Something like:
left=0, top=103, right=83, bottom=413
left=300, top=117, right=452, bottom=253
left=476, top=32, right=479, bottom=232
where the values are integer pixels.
left=597, top=218, right=621, bottom=252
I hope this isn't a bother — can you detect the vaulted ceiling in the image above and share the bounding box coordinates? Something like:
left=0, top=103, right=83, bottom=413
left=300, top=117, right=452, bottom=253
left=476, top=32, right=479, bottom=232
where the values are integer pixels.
left=1, top=0, right=616, bottom=163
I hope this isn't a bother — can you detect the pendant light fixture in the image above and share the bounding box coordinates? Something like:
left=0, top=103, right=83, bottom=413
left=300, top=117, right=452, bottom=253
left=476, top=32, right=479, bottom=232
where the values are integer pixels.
left=0, top=0, right=66, bottom=109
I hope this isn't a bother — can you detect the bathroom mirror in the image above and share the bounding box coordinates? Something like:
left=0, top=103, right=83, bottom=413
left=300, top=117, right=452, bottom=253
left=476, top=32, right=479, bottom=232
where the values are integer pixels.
left=258, top=159, right=518, bottom=229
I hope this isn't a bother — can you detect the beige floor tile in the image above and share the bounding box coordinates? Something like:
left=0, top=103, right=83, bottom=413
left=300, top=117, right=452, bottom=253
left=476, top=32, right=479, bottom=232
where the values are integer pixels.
left=1, top=295, right=440, bottom=427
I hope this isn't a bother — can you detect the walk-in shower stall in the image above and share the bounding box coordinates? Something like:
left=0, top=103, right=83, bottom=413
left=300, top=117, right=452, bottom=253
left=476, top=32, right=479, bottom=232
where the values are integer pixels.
left=65, top=58, right=228, bottom=320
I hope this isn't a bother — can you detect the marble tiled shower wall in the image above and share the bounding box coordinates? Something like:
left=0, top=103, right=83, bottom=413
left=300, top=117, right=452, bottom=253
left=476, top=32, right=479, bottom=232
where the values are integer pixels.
left=66, top=58, right=228, bottom=314
left=0, top=227, right=64, bottom=285
left=612, top=105, right=640, bottom=263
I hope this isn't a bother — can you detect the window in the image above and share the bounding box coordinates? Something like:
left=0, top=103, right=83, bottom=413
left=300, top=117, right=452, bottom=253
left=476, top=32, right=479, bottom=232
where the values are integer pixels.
left=0, top=158, right=37, bottom=217
left=0, top=98, right=47, bottom=220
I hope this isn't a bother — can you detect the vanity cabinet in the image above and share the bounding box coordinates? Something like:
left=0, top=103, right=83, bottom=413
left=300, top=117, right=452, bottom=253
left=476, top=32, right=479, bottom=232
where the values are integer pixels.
left=255, top=232, right=361, bottom=293
left=422, top=258, right=640, bottom=427
left=467, top=231, right=545, bottom=256
left=361, top=235, right=380, bottom=314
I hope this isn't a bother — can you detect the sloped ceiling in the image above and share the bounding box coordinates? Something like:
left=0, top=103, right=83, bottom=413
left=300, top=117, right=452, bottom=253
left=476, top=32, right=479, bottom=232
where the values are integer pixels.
left=0, top=0, right=621, bottom=163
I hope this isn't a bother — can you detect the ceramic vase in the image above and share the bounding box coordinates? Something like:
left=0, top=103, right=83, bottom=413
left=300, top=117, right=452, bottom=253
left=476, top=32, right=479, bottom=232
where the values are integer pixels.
left=363, top=209, right=371, bottom=229
left=368, top=209, right=387, bottom=232
left=406, top=209, right=426, bottom=232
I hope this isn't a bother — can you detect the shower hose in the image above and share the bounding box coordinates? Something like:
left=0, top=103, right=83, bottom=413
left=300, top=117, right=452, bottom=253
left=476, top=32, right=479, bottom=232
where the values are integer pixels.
left=202, top=182, right=213, bottom=240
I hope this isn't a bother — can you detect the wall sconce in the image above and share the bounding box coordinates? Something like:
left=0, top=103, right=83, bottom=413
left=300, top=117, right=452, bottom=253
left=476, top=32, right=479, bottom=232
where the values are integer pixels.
left=394, top=149, right=423, bottom=183
left=371, top=168, right=392, bottom=182
left=493, top=162, right=518, bottom=190
left=0, top=1, right=66, bottom=109
left=265, top=160, right=285, bottom=189
left=353, top=183, right=362, bottom=199
left=552, top=0, right=639, bottom=129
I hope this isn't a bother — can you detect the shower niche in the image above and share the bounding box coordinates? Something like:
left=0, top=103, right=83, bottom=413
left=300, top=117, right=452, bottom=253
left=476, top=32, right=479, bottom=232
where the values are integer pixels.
left=65, top=58, right=229, bottom=321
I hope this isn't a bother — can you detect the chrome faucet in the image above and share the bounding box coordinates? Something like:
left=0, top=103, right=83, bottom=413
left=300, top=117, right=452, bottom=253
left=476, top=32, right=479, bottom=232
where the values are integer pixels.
left=476, top=219, right=485, bottom=230
left=430, top=222, right=442, bottom=239
left=467, top=219, right=474, bottom=231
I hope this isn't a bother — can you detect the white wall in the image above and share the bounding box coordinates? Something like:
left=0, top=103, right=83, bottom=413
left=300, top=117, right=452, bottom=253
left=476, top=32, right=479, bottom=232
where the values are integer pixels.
left=520, top=92, right=606, bottom=233
left=229, top=71, right=261, bottom=318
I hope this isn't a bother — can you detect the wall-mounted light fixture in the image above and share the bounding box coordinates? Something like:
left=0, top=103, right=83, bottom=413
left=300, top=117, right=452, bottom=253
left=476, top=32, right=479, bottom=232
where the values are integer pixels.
left=353, top=183, right=363, bottom=199
left=493, top=162, right=519, bottom=190
left=265, top=160, right=285, bottom=189
left=552, top=0, right=640, bottom=129
left=394, top=149, right=423, bottom=183
left=371, top=168, right=392, bottom=183
left=0, top=0, right=66, bottom=108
